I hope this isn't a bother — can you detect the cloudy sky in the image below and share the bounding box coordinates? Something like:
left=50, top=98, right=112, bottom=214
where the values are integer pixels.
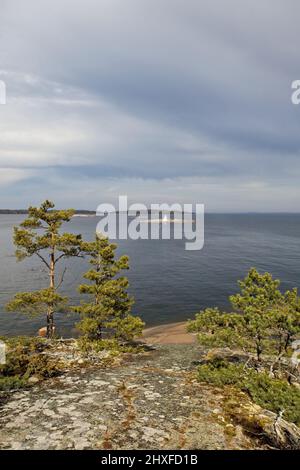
left=0, top=0, right=299, bottom=211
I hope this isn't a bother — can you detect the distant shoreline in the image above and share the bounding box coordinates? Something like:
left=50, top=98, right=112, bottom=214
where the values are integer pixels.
left=0, top=210, right=97, bottom=215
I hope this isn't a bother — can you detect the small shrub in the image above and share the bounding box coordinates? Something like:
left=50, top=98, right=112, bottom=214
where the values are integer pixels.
left=243, top=373, right=300, bottom=426
left=197, top=361, right=300, bottom=425
left=197, top=360, right=245, bottom=387
left=0, top=336, right=60, bottom=390
left=77, top=337, right=120, bottom=354
left=0, top=336, right=46, bottom=351
left=77, top=337, right=144, bottom=355
left=22, top=353, right=59, bottom=379
left=0, top=376, right=27, bottom=391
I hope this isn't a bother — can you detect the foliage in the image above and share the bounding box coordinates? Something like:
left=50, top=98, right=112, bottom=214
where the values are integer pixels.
left=6, top=289, right=68, bottom=318
left=230, top=268, right=282, bottom=313
left=0, top=336, right=60, bottom=390
left=0, top=376, right=27, bottom=391
left=242, top=371, right=300, bottom=425
left=73, top=235, right=144, bottom=346
left=191, top=268, right=300, bottom=426
left=77, top=337, right=120, bottom=354
left=197, top=359, right=246, bottom=386
left=197, top=360, right=300, bottom=425
left=6, top=200, right=83, bottom=337
left=189, top=268, right=300, bottom=362
left=0, top=335, right=46, bottom=350
left=230, top=268, right=300, bottom=360
left=271, top=288, right=300, bottom=357
left=187, top=308, right=245, bottom=349
left=77, top=337, right=144, bottom=355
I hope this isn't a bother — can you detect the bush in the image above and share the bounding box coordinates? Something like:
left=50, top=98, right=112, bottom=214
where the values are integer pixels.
left=0, top=336, right=60, bottom=390
left=77, top=337, right=120, bottom=354
left=197, top=360, right=245, bottom=386
left=243, top=373, right=300, bottom=425
left=0, top=336, right=46, bottom=351
left=0, top=376, right=27, bottom=391
left=22, top=353, right=59, bottom=379
left=197, top=360, right=300, bottom=425
left=77, top=336, right=144, bottom=355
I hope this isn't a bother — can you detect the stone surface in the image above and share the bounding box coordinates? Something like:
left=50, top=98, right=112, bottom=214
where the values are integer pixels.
left=0, top=344, right=267, bottom=450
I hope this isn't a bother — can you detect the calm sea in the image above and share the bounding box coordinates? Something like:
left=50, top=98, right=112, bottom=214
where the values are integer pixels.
left=1, top=214, right=300, bottom=337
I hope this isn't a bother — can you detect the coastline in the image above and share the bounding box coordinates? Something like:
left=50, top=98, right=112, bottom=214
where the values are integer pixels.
left=143, top=320, right=196, bottom=344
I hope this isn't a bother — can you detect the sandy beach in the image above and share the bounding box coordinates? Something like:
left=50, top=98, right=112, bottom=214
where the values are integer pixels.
left=143, top=321, right=196, bottom=345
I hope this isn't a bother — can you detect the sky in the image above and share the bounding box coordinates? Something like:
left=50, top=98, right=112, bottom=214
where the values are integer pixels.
left=0, top=0, right=300, bottom=212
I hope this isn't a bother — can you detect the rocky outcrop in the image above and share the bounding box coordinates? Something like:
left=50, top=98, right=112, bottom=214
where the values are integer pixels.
left=0, top=344, right=298, bottom=450
left=223, top=388, right=300, bottom=450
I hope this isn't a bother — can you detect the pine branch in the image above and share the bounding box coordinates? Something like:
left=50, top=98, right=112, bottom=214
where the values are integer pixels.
left=36, top=252, right=50, bottom=270
left=56, top=267, right=67, bottom=290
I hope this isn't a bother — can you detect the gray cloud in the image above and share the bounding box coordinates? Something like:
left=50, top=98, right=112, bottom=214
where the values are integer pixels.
left=0, top=0, right=300, bottom=210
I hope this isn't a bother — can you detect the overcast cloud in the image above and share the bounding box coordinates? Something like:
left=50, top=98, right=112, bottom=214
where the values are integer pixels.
left=0, top=0, right=299, bottom=211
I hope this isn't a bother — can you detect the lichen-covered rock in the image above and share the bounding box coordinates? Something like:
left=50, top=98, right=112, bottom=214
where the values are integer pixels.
left=0, top=344, right=297, bottom=450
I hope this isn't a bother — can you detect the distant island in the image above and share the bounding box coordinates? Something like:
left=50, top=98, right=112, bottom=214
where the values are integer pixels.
left=0, top=209, right=96, bottom=215
left=0, top=210, right=188, bottom=217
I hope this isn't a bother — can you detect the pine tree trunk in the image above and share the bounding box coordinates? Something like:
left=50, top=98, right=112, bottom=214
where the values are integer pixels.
left=46, top=309, right=54, bottom=339
left=256, top=337, right=262, bottom=362
left=284, top=332, right=291, bottom=352
left=96, top=256, right=102, bottom=340
left=47, top=248, right=55, bottom=339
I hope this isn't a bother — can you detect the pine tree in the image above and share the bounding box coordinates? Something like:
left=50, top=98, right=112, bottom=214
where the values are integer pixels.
left=265, top=288, right=300, bottom=373
left=6, top=200, right=82, bottom=338
left=73, top=235, right=144, bottom=345
left=189, top=268, right=300, bottom=363
left=230, top=268, right=283, bottom=361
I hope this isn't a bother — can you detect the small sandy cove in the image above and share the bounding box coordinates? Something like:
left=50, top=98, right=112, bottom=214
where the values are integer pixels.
left=142, top=321, right=196, bottom=345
